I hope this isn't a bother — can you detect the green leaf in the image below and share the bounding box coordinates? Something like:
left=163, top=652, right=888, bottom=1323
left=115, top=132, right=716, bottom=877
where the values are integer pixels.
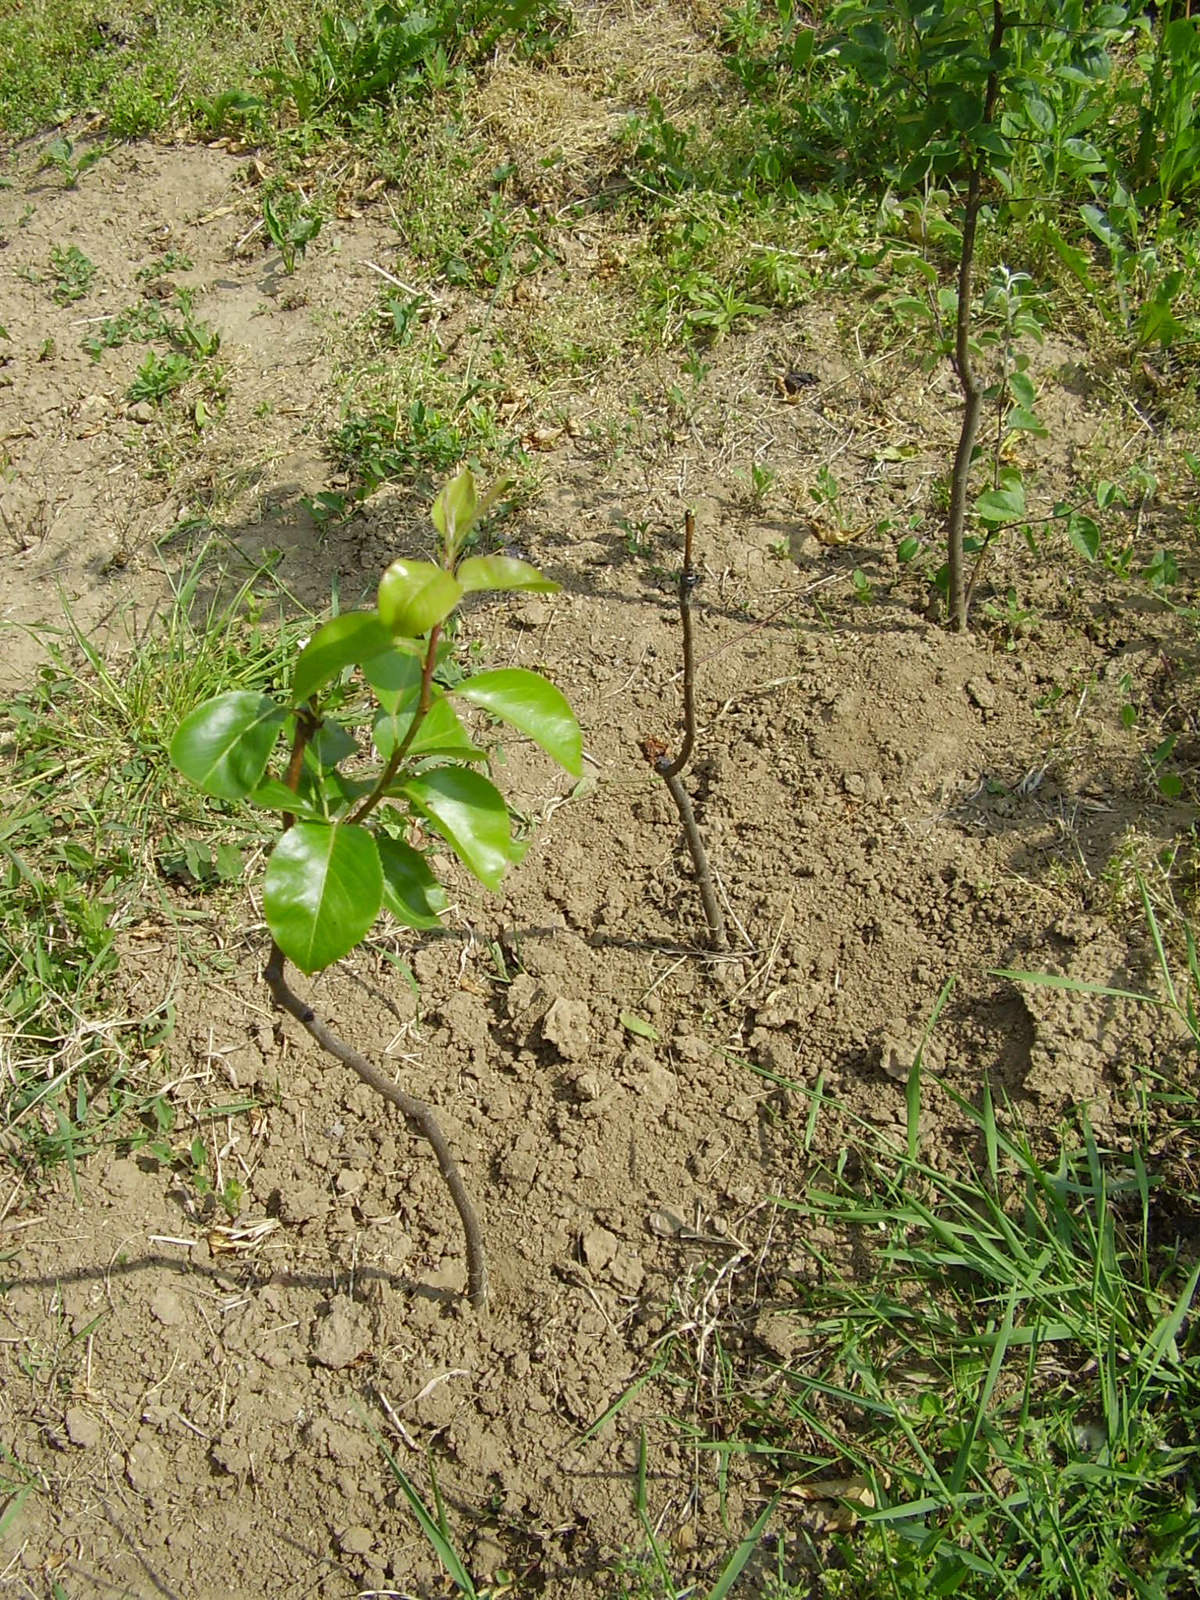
left=402, top=768, right=514, bottom=890
left=1045, top=222, right=1096, bottom=291
left=248, top=777, right=323, bottom=817
left=377, top=559, right=463, bottom=638
left=1008, top=370, right=1035, bottom=409
left=309, top=720, right=357, bottom=770
left=264, top=823, right=382, bottom=974
left=975, top=484, right=1026, bottom=524
left=431, top=471, right=513, bottom=553
left=430, top=466, right=477, bottom=546
left=891, top=295, right=933, bottom=324
left=1066, top=512, right=1100, bottom=561
left=897, top=535, right=921, bottom=563
left=373, top=694, right=484, bottom=762
left=789, top=27, right=814, bottom=69
left=292, top=611, right=392, bottom=707
left=170, top=692, right=286, bottom=800
left=1081, top=203, right=1117, bottom=248
left=453, top=669, right=582, bottom=775
left=456, top=554, right=559, bottom=595
left=1005, top=406, right=1047, bottom=435
left=362, top=646, right=423, bottom=713
left=377, top=836, right=449, bottom=930
left=620, top=1011, right=660, bottom=1041
left=1022, top=93, right=1053, bottom=135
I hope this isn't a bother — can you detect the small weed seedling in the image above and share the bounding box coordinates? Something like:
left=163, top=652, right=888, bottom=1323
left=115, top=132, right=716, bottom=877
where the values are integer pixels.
left=127, top=350, right=193, bottom=405
left=681, top=275, right=768, bottom=343
left=41, top=136, right=106, bottom=188
left=263, top=192, right=323, bottom=275
left=137, top=249, right=194, bottom=282
left=48, top=245, right=96, bottom=305
left=734, top=461, right=776, bottom=508
left=191, top=87, right=262, bottom=138
left=170, top=470, right=581, bottom=1303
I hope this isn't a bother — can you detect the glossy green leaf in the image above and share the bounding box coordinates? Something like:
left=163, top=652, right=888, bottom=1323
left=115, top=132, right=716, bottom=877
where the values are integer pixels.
left=377, top=836, right=449, bottom=930
left=264, top=823, right=382, bottom=974
left=291, top=611, right=392, bottom=707
left=248, top=777, right=323, bottom=817
left=452, top=669, right=582, bottom=776
left=362, top=647, right=423, bottom=714
left=377, top=559, right=463, bottom=638
left=373, top=694, right=484, bottom=762
left=431, top=468, right=512, bottom=551
left=456, top=554, right=559, bottom=595
left=430, top=466, right=477, bottom=544
left=170, top=692, right=286, bottom=800
left=402, top=768, right=514, bottom=890
left=305, top=722, right=354, bottom=771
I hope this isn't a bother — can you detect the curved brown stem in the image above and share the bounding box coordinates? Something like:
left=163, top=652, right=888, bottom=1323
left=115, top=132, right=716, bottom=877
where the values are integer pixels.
left=264, top=943, right=488, bottom=1307
left=662, top=510, right=697, bottom=780
left=641, top=509, right=728, bottom=951
left=659, top=768, right=727, bottom=951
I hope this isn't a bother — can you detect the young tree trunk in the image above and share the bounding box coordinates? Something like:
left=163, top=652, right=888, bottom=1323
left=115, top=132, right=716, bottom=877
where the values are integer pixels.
left=945, top=0, right=1005, bottom=633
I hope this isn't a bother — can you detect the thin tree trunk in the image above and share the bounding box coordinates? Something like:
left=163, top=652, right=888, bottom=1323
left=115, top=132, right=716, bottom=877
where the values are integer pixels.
left=946, top=0, right=1005, bottom=633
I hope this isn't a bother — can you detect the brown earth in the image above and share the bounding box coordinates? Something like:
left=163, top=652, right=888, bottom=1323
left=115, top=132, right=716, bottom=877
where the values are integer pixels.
left=2, top=27, right=1199, bottom=1599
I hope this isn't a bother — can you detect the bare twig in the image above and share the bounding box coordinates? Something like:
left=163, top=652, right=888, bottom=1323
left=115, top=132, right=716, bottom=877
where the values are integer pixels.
left=264, top=943, right=488, bottom=1307
left=642, top=510, right=728, bottom=951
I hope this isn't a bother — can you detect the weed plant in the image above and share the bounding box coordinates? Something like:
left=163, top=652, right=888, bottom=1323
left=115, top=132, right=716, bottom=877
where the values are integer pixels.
left=0, top=545, right=299, bottom=1173
left=591, top=963, right=1200, bottom=1598
left=0, top=0, right=567, bottom=142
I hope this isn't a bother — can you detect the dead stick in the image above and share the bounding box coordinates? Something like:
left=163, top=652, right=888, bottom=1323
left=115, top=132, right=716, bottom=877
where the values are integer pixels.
left=264, top=943, right=488, bottom=1308
left=659, top=768, right=726, bottom=951
left=642, top=510, right=728, bottom=951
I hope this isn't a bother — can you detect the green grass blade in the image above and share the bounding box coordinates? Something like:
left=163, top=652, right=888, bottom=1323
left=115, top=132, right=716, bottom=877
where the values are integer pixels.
left=991, top=966, right=1158, bottom=1006
left=1132, top=1261, right=1200, bottom=1398
left=703, top=1491, right=780, bottom=1600
left=1136, top=872, right=1178, bottom=1007
left=578, top=1348, right=669, bottom=1442
left=375, top=1437, right=477, bottom=1598
left=634, top=1426, right=677, bottom=1599
left=949, top=1284, right=1016, bottom=1497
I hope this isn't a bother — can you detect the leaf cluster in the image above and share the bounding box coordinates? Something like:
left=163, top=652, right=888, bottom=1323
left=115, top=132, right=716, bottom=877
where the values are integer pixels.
left=170, top=470, right=580, bottom=974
